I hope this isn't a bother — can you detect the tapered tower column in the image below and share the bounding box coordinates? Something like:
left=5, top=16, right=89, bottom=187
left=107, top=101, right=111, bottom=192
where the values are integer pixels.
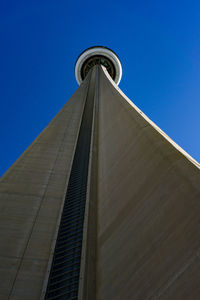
left=1, top=46, right=200, bottom=300
left=44, top=47, right=123, bottom=300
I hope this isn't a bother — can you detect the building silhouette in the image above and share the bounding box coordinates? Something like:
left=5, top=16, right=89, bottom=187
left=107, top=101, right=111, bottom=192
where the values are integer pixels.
left=0, top=46, right=200, bottom=300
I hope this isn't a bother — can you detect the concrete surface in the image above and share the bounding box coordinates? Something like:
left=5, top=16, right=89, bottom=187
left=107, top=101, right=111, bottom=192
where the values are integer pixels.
left=1, top=65, right=200, bottom=300
left=0, top=77, right=89, bottom=299
left=96, top=67, right=200, bottom=300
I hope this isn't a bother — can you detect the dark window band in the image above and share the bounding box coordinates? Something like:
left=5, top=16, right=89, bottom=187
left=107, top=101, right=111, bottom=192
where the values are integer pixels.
left=45, top=69, right=96, bottom=300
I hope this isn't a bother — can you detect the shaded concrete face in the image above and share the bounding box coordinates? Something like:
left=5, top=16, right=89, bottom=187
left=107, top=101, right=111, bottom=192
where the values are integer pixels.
left=96, top=67, right=200, bottom=299
left=1, top=65, right=200, bottom=300
left=0, top=77, right=89, bottom=299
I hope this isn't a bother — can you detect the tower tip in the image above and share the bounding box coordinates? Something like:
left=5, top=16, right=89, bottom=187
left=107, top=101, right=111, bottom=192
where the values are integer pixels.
left=75, top=46, right=122, bottom=85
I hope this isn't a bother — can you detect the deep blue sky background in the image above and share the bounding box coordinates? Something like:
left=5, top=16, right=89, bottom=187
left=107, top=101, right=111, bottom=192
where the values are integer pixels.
left=0, top=0, right=200, bottom=176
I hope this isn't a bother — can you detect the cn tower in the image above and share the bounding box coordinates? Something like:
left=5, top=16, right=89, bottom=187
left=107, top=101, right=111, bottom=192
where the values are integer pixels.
left=0, top=47, right=200, bottom=300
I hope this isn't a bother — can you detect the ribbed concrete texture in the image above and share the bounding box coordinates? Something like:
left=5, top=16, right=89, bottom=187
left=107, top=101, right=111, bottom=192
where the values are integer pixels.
left=1, top=65, right=200, bottom=300
left=96, top=67, right=200, bottom=300
left=0, top=76, right=89, bottom=300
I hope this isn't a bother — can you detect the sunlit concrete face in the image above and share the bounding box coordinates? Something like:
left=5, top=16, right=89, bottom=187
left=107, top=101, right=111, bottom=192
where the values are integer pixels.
left=96, top=67, right=200, bottom=300
left=0, top=54, right=200, bottom=300
left=0, top=77, right=89, bottom=299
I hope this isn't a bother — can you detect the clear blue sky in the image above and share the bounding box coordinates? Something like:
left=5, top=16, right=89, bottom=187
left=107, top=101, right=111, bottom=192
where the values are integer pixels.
left=0, top=0, right=200, bottom=177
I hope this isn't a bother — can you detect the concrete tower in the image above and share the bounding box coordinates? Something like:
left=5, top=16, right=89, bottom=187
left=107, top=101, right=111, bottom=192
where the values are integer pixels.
left=0, top=46, right=200, bottom=300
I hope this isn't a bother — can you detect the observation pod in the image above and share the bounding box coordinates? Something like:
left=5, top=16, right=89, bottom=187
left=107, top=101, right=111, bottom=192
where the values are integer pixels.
left=75, top=46, right=122, bottom=85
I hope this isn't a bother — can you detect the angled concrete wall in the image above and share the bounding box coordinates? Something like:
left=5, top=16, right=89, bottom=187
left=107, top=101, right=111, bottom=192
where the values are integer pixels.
left=0, top=78, right=89, bottom=300
left=96, top=67, right=200, bottom=299
left=1, top=64, right=200, bottom=300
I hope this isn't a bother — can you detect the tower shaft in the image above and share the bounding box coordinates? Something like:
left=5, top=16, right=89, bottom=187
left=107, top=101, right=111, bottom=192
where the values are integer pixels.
left=45, top=66, right=98, bottom=300
left=0, top=65, right=200, bottom=300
